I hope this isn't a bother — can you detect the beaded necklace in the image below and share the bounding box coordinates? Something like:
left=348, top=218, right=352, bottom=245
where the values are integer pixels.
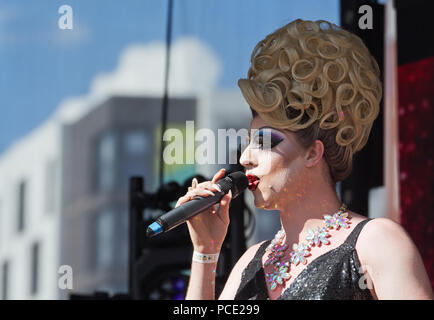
left=264, top=204, right=350, bottom=291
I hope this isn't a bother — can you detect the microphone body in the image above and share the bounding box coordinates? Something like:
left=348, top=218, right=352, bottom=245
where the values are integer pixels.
left=146, top=171, right=248, bottom=238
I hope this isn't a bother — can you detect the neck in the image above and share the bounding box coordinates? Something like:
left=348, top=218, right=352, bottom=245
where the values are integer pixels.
left=278, top=178, right=342, bottom=243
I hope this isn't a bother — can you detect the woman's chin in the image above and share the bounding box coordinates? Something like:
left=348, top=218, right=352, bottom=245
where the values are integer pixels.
left=251, top=186, right=285, bottom=210
left=251, top=193, right=264, bottom=208
left=252, top=192, right=274, bottom=210
left=255, top=202, right=275, bottom=210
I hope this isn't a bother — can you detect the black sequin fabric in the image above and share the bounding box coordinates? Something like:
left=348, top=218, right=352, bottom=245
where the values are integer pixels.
left=234, top=218, right=374, bottom=300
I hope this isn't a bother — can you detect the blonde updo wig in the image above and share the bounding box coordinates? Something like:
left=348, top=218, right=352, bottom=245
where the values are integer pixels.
left=238, top=19, right=382, bottom=183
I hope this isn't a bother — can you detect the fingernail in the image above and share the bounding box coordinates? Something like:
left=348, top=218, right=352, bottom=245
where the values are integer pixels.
left=204, top=190, right=215, bottom=196
left=213, top=184, right=222, bottom=192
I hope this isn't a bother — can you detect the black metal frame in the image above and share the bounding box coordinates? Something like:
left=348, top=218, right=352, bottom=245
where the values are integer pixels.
left=128, top=164, right=248, bottom=299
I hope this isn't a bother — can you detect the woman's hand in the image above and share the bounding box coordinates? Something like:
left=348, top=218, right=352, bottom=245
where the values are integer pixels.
left=175, top=169, right=232, bottom=253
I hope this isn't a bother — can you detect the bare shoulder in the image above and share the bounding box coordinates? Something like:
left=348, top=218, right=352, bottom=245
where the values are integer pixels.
left=353, top=217, right=434, bottom=299
left=346, top=215, right=417, bottom=266
left=355, top=217, right=424, bottom=279
left=231, top=240, right=268, bottom=273
left=356, top=217, right=414, bottom=252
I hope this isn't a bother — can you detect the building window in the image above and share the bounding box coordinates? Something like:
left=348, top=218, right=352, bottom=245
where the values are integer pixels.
left=94, top=130, right=150, bottom=193
left=96, top=132, right=117, bottom=193
left=120, top=130, right=149, bottom=189
left=45, top=159, right=58, bottom=214
left=2, top=261, right=9, bottom=300
left=94, top=209, right=115, bottom=270
left=124, top=130, right=148, bottom=156
left=30, top=242, right=40, bottom=295
left=17, top=181, right=26, bottom=233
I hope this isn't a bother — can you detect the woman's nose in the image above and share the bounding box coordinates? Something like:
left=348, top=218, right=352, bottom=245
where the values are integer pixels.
left=239, top=145, right=257, bottom=169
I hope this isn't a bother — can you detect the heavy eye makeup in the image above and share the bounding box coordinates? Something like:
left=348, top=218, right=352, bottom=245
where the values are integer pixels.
left=248, top=127, right=284, bottom=150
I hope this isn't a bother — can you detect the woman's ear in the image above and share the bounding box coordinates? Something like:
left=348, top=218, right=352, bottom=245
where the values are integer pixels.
left=304, top=140, right=324, bottom=168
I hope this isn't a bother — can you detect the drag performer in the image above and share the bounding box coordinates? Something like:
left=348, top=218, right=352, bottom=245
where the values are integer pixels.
left=176, top=19, right=433, bottom=299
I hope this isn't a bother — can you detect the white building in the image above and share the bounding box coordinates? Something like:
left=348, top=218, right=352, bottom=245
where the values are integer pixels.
left=0, top=119, right=62, bottom=299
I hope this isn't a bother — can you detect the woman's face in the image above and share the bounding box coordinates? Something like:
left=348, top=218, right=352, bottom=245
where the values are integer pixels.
left=240, top=116, right=309, bottom=210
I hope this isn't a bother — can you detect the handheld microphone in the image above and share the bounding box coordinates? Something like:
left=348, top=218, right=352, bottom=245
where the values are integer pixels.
left=146, top=171, right=249, bottom=238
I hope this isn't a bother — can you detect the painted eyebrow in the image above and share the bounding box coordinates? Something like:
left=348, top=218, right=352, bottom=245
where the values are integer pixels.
left=248, top=126, right=284, bottom=140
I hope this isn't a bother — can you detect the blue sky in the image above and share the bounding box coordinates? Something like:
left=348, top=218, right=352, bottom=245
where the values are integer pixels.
left=0, top=0, right=339, bottom=155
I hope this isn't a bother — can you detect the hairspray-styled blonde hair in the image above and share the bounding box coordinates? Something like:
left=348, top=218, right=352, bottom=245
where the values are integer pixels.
left=239, top=19, right=382, bottom=182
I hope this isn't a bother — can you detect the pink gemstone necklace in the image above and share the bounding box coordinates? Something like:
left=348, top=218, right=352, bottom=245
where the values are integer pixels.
left=264, top=204, right=350, bottom=291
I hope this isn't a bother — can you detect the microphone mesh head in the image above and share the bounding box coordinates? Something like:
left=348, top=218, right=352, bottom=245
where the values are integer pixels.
left=227, top=171, right=249, bottom=198
left=216, top=171, right=249, bottom=198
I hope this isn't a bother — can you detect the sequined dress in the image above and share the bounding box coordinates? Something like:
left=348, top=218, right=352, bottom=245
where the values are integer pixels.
left=234, top=218, right=374, bottom=300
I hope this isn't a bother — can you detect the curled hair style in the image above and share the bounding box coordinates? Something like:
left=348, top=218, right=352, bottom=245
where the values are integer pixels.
left=240, top=19, right=382, bottom=183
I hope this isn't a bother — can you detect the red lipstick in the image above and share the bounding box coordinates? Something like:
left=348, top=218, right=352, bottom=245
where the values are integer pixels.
left=246, top=174, right=260, bottom=191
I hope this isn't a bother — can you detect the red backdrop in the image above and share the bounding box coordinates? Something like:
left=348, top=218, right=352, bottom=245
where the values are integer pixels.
left=398, top=56, right=434, bottom=289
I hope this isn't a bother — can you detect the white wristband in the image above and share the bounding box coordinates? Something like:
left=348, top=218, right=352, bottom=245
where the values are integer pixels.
left=192, top=251, right=219, bottom=264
